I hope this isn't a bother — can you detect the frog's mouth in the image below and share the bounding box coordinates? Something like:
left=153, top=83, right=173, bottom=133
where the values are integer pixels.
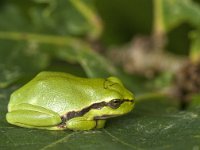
left=94, top=114, right=119, bottom=120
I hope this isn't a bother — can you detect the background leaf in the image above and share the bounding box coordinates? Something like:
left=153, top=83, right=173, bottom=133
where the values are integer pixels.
left=1, top=90, right=200, bottom=150
left=155, top=0, right=200, bottom=32
left=189, top=32, right=200, bottom=62
left=0, top=40, right=50, bottom=88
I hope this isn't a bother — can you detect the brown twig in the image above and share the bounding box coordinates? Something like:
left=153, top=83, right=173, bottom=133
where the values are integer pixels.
left=108, top=35, right=189, bottom=78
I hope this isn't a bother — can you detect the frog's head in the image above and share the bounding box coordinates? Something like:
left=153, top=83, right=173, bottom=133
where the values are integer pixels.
left=88, top=76, right=135, bottom=120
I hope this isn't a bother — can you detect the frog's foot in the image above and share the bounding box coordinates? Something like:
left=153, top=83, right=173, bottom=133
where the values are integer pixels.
left=95, top=120, right=106, bottom=129
left=65, top=117, right=106, bottom=131
left=6, top=103, right=62, bottom=129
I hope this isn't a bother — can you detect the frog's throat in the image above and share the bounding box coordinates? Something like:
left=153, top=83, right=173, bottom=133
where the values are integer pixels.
left=59, top=99, right=134, bottom=126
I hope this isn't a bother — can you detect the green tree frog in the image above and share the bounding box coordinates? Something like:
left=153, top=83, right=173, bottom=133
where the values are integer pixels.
left=6, top=72, right=135, bottom=130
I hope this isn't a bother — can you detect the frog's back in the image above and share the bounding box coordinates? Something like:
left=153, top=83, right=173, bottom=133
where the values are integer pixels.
left=8, top=72, right=106, bottom=114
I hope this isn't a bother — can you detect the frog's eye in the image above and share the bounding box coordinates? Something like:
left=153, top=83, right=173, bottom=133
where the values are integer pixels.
left=104, top=77, right=123, bottom=89
left=107, top=99, right=123, bottom=109
left=106, top=77, right=123, bottom=86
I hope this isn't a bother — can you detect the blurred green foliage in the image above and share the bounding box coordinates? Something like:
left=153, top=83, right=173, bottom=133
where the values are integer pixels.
left=96, top=0, right=153, bottom=44
left=153, top=0, right=200, bottom=59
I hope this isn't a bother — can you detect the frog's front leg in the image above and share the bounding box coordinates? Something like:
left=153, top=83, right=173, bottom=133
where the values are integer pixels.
left=6, top=103, right=62, bottom=128
left=66, top=117, right=106, bottom=131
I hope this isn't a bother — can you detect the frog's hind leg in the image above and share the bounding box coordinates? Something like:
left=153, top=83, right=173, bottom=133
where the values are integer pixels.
left=6, top=103, right=62, bottom=130
left=9, top=122, right=65, bottom=130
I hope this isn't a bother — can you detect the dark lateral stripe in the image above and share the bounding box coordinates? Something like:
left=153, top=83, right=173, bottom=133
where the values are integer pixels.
left=60, top=99, right=133, bottom=125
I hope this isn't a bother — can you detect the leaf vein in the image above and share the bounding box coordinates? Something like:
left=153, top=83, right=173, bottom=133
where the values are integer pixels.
left=39, top=132, right=78, bottom=150
left=103, top=129, right=143, bottom=150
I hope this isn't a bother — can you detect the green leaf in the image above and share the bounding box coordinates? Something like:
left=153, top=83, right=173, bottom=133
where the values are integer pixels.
left=0, top=0, right=119, bottom=86
left=1, top=88, right=200, bottom=149
left=0, top=0, right=101, bottom=38
left=0, top=40, right=50, bottom=88
left=189, top=32, right=200, bottom=63
left=154, top=0, right=200, bottom=33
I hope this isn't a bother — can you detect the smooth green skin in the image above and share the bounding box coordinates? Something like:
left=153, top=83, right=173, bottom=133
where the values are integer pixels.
left=6, top=72, right=135, bottom=130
